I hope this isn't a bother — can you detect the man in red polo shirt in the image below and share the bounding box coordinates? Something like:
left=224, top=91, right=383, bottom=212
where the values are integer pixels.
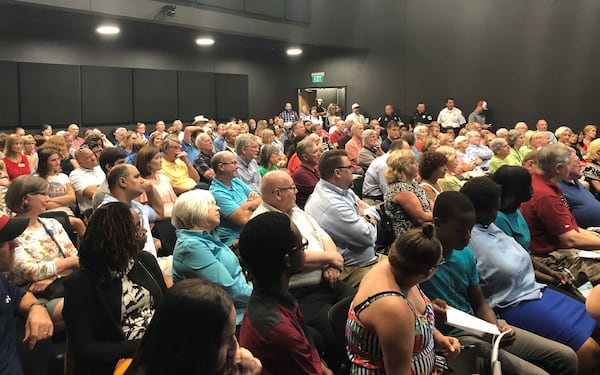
left=292, top=138, right=321, bottom=209
left=521, top=144, right=600, bottom=285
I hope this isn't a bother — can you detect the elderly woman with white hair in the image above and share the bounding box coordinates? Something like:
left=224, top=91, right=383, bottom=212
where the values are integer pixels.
left=358, top=129, right=384, bottom=170
left=171, top=189, right=252, bottom=326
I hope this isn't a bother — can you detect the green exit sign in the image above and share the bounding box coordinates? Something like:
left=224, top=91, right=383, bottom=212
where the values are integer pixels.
left=311, top=72, right=324, bottom=83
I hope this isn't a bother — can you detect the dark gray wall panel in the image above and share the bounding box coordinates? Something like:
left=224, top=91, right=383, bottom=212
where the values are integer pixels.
left=178, top=71, right=216, bottom=121
left=133, top=69, right=177, bottom=123
left=197, top=0, right=244, bottom=11
left=285, top=0, right=310, bottom=23
left=19, top=62, right=81, bottom=127
left=0, top=61, right=19, bottom=128
left=81, top=66, right=132, bottom=125
left=216, top=73, right=248, bottom=120
left=245, top=0, right=284, bottom=18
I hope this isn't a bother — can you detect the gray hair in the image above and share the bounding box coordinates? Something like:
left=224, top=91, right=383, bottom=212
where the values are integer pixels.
left=361, top=129, right=377, bottom=142
left=296, top=138, right=316, bottom=159
left=466, top=130, right=480, bottom=140
left=537, top=143, right=573, bottom=175
left=5, top=175, right=50, bottom=214
left=171, top=189, right=217, bottom=230
left=235, top=133, right=255, bottom=154
left=258, top=144, right=280, bottom=167
left=489, top=138, right=507, bottom=154
left=506, top=129, right=522, bottom=148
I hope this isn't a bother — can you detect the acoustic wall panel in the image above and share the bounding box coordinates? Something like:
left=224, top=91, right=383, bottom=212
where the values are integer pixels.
left=245, top=0, right=284, bottom=18
left=81, top=66, right=132, bottom=124
left=0, top=61, right=19, bottom=128
left=19, top=62, right=81, bottom=126
left=285, top=0, right=310, bottom=23
left=177, top=71, right=216, bottom=121
left=215, top=73, right=248, bottom=120
left=197, top=0, right=244, bottom=11
left=133, top=69, right=177, bottom=123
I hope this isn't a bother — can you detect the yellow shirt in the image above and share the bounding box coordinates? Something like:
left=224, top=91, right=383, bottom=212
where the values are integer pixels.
left=158, top=158, right=196, bottom=191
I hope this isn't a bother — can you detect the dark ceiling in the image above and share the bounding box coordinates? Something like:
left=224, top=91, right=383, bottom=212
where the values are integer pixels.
left=0, top=2, right=365, bottom=60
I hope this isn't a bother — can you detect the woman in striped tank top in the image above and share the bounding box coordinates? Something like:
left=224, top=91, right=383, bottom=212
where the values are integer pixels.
left=346, top=223, right=460, bottom=374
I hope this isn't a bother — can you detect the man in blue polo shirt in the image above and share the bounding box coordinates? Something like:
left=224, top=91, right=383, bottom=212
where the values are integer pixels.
left=209, top=151, right=261, bottom=246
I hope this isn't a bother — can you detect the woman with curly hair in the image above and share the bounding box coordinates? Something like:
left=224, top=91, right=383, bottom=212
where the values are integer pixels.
left=63, top=202, right=167, bottom=375
left=384, top=150, right=432, bottom=237
left=418, top=151, right=448, bottom=203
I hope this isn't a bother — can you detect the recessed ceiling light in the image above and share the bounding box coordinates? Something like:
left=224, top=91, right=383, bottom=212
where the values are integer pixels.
left=196, top=38, right=215, bottom=46
left=286, top=48, right=302, bottom=56
left=96, top=25, right=120, bottom=35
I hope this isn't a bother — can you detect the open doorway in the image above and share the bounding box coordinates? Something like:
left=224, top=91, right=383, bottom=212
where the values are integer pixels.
left=297, top=87, right=346, bottom=125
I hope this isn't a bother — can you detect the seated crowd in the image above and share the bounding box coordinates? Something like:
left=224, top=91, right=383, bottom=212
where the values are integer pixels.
left=3, top=101, right=600, bottom=375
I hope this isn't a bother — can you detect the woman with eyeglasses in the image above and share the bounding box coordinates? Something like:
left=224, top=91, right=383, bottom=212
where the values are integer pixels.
left=3, top=134, right=31, bottom=181
left=4, top=175, right=79, bottom=330
left=347, top=223, right=460, bottom=374
left=63, top=202, right=167, bottom=375
left=461, top=176, right=600, bottom=373
left=171, top=189, right=252, bottom=326
left=384, top=150, right=433, bottom=237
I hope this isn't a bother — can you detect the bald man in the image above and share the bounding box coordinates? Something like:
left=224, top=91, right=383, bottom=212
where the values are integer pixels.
left=252, top=171, right=353, bottom=370
left=69, top=147, right=105, bottom=212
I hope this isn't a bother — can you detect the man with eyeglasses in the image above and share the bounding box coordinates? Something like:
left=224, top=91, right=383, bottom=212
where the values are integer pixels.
left=158, top=137, right=200, bottom=195
left=209, top=151, right=261, bottom=247
left=235, top=134, right=261, bottom=194
left=305, top=150, right=382, bottom=288
left=252, top=171, right=353, bottom=370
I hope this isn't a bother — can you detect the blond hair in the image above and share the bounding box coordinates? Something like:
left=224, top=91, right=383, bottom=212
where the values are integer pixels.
left=385, top=150, right=415, bottom=184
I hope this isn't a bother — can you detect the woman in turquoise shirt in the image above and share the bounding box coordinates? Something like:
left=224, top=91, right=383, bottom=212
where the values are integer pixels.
left=171, top=189, right=252, bottom=325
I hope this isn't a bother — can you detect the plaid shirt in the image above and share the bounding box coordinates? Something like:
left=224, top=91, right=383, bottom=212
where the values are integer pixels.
left=279, top=110, right=299, bottom=123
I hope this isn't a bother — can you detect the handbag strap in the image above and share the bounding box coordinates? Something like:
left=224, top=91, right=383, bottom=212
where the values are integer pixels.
left=39, top=218, right=66, bottom=258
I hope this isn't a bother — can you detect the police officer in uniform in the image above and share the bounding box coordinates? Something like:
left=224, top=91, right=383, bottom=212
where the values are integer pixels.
left=409, top=102, right=434, bottom=127
left=378, top=104, right=403, bottom=139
